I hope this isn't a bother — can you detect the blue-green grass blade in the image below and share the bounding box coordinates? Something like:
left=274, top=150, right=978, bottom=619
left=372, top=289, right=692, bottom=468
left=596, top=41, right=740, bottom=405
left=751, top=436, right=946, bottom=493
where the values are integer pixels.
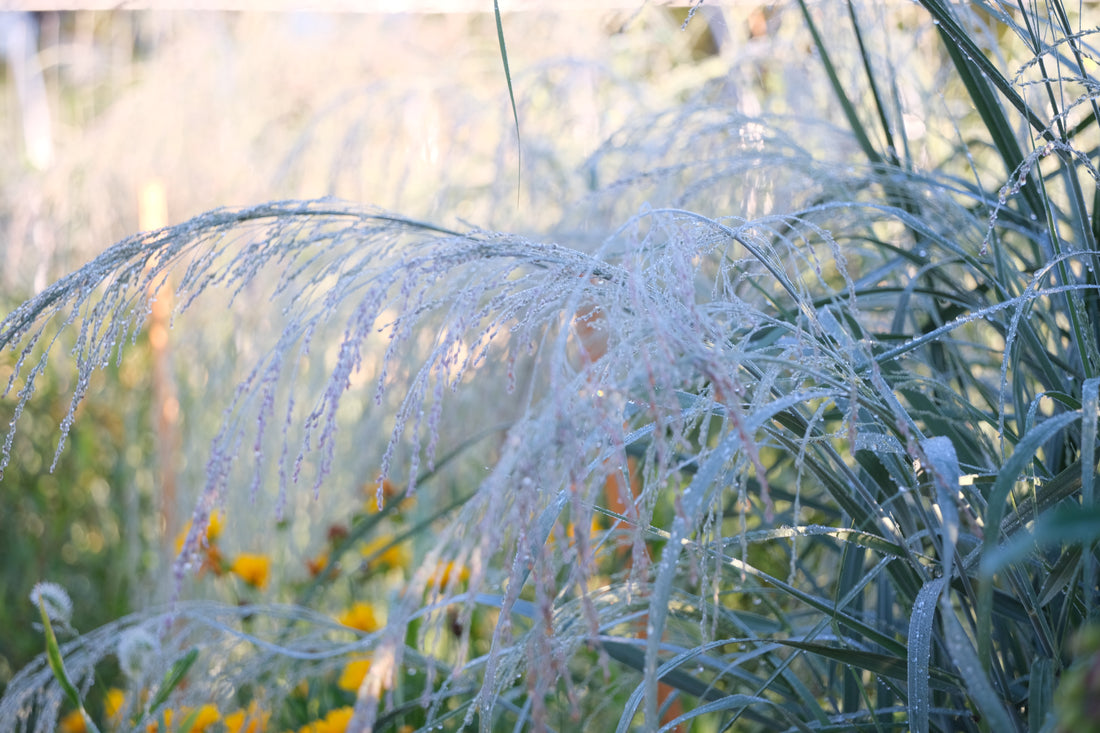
left=978, top=411, right=1080, bottom=663
left=907, top=577, right=948, bottom=733
left=795, top=0, right=882, bottom=165
left=939, top=594, right=1020, bottom=732
left=845, top=0, right=901, bottom=165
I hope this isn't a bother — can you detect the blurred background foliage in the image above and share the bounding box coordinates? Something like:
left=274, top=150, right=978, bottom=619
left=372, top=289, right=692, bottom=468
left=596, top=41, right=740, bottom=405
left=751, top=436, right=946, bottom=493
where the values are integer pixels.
left=0, top=3, right=750, bottom=698
left=0, top=342, right=155, bottom=694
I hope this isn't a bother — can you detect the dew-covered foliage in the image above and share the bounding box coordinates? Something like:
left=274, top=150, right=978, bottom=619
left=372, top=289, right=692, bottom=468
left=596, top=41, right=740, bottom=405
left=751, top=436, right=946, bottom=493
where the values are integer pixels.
left=2, top=1, right=1099, bottom=732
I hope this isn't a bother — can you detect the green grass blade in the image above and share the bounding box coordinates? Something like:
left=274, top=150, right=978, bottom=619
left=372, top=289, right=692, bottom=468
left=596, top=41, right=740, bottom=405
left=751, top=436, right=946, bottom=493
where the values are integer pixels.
left=37, top=598, right=81, bottom=710
left=918, top=1, right=1045, bottom=225
left=845, top=0, right=900, bottom=165
left=601, top=640, right=728, bottom=704
left=984, top=503, right=1100, bottom=574
left=37, top=598, right=102, bottom=733
left=175, top=708, right=202, bottom=733
left=978, top=411, right=1080, bottom=663
left=1029, top=656, right=1054, bottom=732
left=146, top=647, right=199, bottom=719
left=494, top=0, right=521, bottom=198
left=918, top=1, right=1049, bottom=138
left=796, top=0, right=882, bottom=165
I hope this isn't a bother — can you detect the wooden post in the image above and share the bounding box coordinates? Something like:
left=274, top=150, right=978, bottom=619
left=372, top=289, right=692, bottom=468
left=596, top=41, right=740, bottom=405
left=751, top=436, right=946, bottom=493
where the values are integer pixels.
left=139, top=180, right=180, bottom=549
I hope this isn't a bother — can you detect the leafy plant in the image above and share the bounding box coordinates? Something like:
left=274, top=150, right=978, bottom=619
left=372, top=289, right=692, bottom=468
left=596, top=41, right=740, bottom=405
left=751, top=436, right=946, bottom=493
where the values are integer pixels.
left=1, top=1, right=1098, bottom=731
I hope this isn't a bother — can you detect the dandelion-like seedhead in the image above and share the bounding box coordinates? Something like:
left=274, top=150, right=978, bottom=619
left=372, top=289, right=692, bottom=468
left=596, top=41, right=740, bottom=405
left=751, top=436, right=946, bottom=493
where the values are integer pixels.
left=28, top=581, right=72, bottom=631
left=116, top=627, right=160, bottom=681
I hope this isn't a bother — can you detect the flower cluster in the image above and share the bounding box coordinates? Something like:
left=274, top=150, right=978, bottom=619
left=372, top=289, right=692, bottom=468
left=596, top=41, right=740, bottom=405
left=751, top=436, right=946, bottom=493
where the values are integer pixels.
left=174, top=511, right=271, bottom=590
left=28, top=471, right=476, bottom=733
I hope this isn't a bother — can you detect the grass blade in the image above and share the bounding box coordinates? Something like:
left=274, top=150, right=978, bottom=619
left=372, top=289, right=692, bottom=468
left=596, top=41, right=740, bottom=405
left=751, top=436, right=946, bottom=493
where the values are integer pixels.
left=36, top=599, right=101, bottom=733
left=907, top=577, right=947, bottom=733
left=939, top=594, right=1020, bottom=732
left=494, top=0, right=522, bottom=198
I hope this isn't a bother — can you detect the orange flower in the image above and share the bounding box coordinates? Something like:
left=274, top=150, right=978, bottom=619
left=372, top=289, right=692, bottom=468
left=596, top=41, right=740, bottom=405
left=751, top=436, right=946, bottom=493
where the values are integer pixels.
left=58, top=710, right=86, bottom=733
left=337, top=657, right=371, bottom=691
left=230, top=553, right=271, bottom=590
left=337, top=602, right=380, bottom=632
left=306, top=551, right=333, bottom=578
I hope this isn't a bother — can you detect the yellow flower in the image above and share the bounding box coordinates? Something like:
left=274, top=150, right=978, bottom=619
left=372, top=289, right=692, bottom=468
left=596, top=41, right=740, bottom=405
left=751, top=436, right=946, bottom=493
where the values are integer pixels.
left=205, top=510, right=224, bottom=541
left=174, top=510, right=224, bottom=554
left=58, top=710, right=86, bottom=733
left=337, top=601, right=380, bottom=632
left=105, top=687, right=126, bottom=722
left=145, top=705, right=220, bottom=733
left=297, top=709, right=355, bottom=733
left=360, top=534, right=411, bottom=571
left=321, top=707, right=354, bottom=733
left=230, top=553, right=271, bottom=589
left=223, top=700, right=270, bottom=733
left=337, top=657, right=371, bottom=691
left=146, top=708, right=174, bottom=732
left=174, top=512, right=228, bottom=577
left=363, top=478, right=396, bottom=510
left=432, top=560, right=470, bottom=587
left=190, top=704, right=221, bottom=732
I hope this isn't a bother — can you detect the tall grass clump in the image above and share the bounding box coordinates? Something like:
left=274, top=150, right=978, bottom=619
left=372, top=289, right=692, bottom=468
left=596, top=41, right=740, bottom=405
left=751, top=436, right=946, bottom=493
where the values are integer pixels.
left=1, top=1, right=1098, bottom=731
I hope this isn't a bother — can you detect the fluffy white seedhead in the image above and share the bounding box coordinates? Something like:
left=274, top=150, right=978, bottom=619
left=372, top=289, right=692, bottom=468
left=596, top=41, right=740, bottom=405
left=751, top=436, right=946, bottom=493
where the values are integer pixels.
left=117, top=627, right=161, bottom=681
left=29, top=581, right=72, bottom=630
